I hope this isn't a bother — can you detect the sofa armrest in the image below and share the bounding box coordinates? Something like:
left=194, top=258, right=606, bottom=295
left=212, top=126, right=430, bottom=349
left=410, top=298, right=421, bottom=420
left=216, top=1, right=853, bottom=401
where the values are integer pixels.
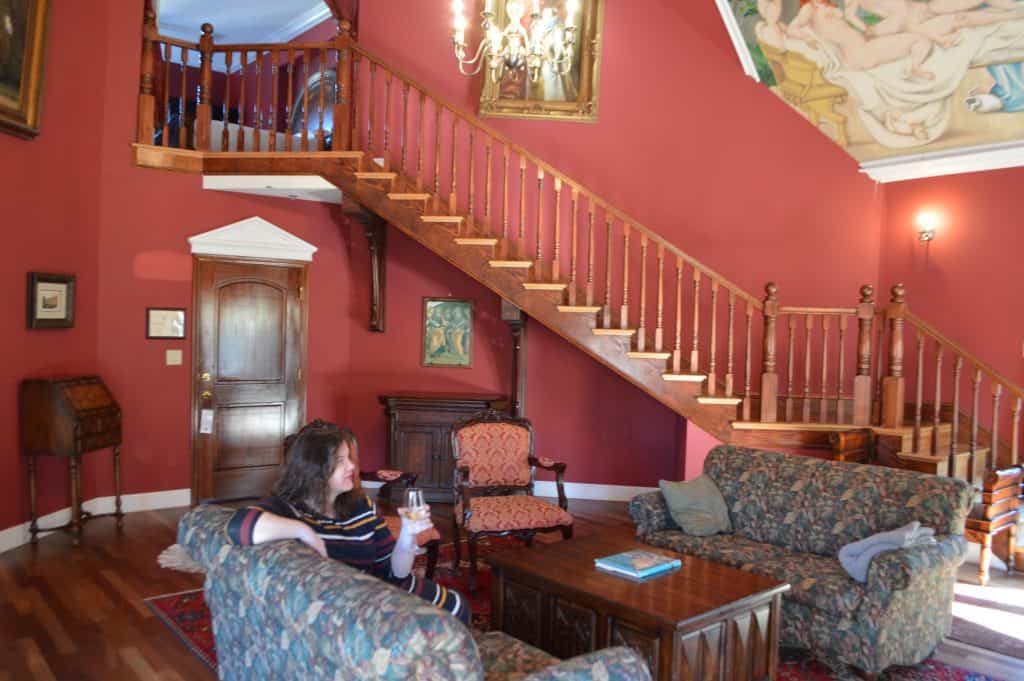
left=629, top=490, right=677, bottom=537
left=523, top=647, right=652, bottom=681
left=865, top=534, right=967, bottom=604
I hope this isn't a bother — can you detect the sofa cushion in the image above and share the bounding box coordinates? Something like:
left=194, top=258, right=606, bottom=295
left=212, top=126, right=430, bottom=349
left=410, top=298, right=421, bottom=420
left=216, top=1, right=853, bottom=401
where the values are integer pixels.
left=644, top=530, right=864, bottom=617
left=474, top=631, right=558, bottom=681
left=659, top=476, right=732, bottom=536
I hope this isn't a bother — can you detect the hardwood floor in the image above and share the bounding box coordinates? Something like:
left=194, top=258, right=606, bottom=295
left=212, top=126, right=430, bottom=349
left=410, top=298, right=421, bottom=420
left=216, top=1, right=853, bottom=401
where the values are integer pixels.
left=1, top=499, right=1021, bottom=680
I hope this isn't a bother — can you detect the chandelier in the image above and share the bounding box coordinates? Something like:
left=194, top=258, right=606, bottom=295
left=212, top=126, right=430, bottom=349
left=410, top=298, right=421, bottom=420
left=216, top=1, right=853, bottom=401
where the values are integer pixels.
left=451, top=0, right=579, bottom=83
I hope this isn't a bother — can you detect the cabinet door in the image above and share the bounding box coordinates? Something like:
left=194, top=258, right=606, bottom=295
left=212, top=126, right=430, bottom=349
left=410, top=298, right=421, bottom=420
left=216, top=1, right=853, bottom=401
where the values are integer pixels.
left=395, top=426, right=436, bottom=486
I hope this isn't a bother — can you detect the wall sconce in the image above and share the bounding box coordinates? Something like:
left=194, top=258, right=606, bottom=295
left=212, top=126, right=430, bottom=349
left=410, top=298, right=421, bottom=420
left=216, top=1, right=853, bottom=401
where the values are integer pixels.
left=915, top=211, right=940, bottom=243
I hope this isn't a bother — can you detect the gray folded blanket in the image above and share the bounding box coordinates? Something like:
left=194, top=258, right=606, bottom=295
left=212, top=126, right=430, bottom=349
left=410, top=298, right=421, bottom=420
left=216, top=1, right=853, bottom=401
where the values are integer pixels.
left=838, top=521, right=936, bottom=583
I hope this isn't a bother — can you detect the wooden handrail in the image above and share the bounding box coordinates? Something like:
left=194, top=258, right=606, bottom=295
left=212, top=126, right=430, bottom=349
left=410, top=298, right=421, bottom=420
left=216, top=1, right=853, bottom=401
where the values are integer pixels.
left=154, top=33, right=198, bottom=50
left=211, top=41, right=336, bottom=53
left=905, top=310, right=1024, bottom=401
left=349, top=43, right=763, bottom=311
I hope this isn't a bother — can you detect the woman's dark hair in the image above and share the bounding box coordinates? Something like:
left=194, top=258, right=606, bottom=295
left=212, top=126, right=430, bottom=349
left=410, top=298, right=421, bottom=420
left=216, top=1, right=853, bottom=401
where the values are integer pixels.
left=275, top=419, right=362, bottom=517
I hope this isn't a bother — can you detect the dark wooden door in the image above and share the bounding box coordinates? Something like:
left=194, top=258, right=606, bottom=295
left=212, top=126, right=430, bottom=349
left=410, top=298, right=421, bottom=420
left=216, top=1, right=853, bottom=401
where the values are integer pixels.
left=192, top=257, right=307, bottom=502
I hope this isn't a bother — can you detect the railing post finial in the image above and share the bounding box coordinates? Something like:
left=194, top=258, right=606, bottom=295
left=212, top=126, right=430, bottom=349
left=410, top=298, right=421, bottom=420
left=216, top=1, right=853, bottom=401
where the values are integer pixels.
left=760, top=282, right=779, bottom=423
left=137, top=7, right=158, bottom=144
left=195, top=23, right=215, bottom=151
left=890, top=283, right=905, bottom=304
left=860, top=285, right=874, bottom=304
left=764, top=282, right=778, bottom=303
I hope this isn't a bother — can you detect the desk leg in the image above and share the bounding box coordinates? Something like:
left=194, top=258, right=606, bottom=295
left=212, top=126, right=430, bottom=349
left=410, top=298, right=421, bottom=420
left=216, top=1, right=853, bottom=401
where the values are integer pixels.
left=113, top=446, right=124, bottom=529
left=69, top=454, right=82, bottom=547
left=28, top=457, right=38, bottom=544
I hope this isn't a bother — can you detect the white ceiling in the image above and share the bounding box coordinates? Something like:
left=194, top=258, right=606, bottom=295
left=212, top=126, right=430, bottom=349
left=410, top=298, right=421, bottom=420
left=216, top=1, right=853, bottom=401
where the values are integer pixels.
left=157, top=0, right=332, bottom=45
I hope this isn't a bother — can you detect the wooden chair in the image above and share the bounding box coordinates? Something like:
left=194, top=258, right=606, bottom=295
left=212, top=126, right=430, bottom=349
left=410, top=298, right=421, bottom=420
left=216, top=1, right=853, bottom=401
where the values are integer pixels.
left=451, top=410, right=573, bottom=590
left=965, top=467, right=1021, bottom=585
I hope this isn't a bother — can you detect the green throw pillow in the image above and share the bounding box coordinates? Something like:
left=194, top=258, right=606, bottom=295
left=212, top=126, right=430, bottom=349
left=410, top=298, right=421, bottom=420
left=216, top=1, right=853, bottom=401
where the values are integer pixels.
left=659, top=475, right=732, bottom=537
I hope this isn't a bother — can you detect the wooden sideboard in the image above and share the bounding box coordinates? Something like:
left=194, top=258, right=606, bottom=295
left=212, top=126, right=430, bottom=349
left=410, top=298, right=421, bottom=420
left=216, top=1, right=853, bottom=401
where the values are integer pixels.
left=379, top=393, right=507, bottom=503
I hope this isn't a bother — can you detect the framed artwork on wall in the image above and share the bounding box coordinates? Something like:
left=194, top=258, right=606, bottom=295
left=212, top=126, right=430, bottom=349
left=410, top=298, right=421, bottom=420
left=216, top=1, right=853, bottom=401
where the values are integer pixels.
left=479, top=0, right=605, bottom=122
left=0, top=0, right=50, bottom=138
left=26, top=271, right=74, bottom=329
left=146, top=308, right=187, bottom=339
left=422, top=298, right=473, bottom=368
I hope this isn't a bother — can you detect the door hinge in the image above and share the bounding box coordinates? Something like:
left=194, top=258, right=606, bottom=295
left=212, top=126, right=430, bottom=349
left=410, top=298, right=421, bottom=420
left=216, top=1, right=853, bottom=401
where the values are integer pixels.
left=298, top=286, right=304, bottom=301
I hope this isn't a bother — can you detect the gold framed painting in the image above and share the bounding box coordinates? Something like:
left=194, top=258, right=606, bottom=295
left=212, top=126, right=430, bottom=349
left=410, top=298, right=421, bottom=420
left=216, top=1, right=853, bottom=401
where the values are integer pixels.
left=0, top=0, right=49, bottom=138
left=422, top=298, right=473, bottom=368
left=479, top=0, right=604, bottom=122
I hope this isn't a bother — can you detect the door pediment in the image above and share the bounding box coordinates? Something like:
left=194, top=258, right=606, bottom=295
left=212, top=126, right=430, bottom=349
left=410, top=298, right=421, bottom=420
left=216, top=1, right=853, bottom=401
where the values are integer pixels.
left=188, top=217, right=318, bottom=262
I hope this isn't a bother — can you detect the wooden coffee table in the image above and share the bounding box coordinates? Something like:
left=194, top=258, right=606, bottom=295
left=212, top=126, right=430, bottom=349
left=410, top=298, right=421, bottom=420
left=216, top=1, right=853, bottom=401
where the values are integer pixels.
left=487, top=534, right=790, bottom=681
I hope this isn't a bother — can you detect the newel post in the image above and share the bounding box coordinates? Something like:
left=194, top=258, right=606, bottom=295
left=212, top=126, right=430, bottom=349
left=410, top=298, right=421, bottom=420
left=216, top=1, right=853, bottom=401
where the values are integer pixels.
left=881, top=284, right=907, bottom=427
left=853, top=285, right=875, bottom=425
left=760, top=283, right=779, bottom=422
left=195, top=23, right=214, bottom=151
left=137, top=7, right=158, bottom=144
left=334, top=19, right=355, bottom=151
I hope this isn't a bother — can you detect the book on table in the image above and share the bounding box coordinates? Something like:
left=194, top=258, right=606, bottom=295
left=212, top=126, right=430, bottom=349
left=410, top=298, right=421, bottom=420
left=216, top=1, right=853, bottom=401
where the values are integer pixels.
left=594, top=549, right=682, bottom=581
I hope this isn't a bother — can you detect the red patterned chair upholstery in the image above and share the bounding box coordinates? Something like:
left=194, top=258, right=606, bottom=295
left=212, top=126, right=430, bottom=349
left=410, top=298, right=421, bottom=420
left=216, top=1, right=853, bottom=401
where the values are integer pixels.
left=451, top=410, right=573, bottom=590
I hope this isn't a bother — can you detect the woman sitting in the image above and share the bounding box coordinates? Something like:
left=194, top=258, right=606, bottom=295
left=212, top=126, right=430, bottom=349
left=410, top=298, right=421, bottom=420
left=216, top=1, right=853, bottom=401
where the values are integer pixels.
left=224, top=420, right=470, bottom=624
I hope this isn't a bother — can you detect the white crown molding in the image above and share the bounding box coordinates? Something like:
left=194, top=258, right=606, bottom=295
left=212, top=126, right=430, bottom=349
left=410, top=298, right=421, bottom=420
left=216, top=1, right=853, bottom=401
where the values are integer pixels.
left=188, top=216, right=319, bottom=262
left=0, top=489, right=191, bottom=556
left=203, top=176, right=343, bottom=206
left=265, top=5, right=334, bottom=44
left=713, top=0, right=760, bottom=81
left=859, top=140, right=1024, bottom=183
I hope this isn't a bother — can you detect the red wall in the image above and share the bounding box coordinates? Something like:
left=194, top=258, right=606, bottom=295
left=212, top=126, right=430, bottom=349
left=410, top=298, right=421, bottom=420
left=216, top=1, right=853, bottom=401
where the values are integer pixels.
left=881, top=167, right=1024, bottom=407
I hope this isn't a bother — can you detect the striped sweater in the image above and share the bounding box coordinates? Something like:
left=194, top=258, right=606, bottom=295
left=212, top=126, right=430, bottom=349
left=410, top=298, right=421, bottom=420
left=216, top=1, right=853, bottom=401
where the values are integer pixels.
left=225, top=495, right=468, bottom=623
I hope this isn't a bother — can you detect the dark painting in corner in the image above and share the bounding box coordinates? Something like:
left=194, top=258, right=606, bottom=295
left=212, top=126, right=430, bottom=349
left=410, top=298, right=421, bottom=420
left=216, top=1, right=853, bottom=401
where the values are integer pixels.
left=0, top=0, right=49, bottom=138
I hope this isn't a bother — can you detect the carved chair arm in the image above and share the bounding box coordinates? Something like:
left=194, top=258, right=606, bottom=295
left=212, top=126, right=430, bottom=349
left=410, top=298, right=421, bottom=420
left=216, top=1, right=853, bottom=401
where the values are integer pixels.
left=530, top=456, right=568, bottom=510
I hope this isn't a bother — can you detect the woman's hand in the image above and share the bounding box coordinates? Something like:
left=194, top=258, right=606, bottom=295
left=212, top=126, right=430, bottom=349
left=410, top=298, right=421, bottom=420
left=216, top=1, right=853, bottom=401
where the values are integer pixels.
left=415, top=527, right=441, bottom=546
left=296, top=524, right=327, bottom=557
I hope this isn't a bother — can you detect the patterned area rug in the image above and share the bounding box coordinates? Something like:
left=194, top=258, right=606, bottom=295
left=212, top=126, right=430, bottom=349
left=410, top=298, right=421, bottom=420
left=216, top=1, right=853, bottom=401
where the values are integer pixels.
left=147, top=540, right=1002, bottom=680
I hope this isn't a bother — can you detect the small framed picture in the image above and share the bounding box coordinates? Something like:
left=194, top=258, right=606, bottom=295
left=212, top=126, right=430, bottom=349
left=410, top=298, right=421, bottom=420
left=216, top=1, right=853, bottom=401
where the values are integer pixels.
left=146, top=308, right=187, bottom=339
left=422, top=298, right=473, bottom=368
left=26, top=272, right=75, bottom=329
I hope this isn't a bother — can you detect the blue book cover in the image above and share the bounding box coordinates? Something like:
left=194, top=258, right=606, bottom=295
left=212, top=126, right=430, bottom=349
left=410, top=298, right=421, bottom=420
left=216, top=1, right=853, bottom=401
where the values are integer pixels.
left=594, top=550, right=681, bottom=578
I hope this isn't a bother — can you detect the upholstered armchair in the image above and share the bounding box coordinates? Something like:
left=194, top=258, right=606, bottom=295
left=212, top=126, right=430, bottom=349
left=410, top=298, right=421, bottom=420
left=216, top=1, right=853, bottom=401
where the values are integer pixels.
left=451, top=410, right=573, bottom=590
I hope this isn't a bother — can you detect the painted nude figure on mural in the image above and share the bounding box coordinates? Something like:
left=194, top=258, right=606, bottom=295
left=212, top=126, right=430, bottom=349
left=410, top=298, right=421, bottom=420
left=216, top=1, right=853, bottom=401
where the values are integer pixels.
left=788, top=0, right=936, bottom=80
left=844, top=0, right=1024, bottom=48
left=756, top=0, right=787, bottom=49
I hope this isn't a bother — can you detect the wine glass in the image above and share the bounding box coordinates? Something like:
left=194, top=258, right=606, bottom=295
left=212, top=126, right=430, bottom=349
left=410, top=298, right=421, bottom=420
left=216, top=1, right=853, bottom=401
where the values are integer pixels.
left=402, top=487, right=430, bottom=555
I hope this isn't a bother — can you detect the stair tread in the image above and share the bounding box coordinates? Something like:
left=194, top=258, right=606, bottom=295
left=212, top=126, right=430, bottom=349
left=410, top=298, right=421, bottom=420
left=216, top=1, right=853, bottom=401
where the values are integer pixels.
left=523, top=282, right=568, bottom=291
left=387, top=192, right=431, bottom=200
left=662, top=373, right=707, bottom=383
left=697, top=396, right=743, bottom=406
left=355, top=171, right=397, bottom=179
left=557, top=305, right=601, bottom=313
left=421, top=215, right=464, bottom=223
left=627, top=351, right=671, bottom=359
left=731, top=422, right=862, bottom=431
left=593, top=328, right=636, bottom=336
left=453, top=236, right=499, bottom=245
left=489, top=260, right=533, bottom=268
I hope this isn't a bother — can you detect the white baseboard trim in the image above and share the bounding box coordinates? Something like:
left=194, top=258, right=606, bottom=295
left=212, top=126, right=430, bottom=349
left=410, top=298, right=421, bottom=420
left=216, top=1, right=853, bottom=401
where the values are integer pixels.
left=0, top=488, right=191, bottom=556
left=535, top=481, right=656, bottom=502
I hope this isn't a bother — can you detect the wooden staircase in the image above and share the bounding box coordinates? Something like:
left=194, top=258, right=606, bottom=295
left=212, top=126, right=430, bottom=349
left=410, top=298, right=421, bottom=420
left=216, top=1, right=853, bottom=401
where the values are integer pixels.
left=132, top=15, right=1024, bottom=482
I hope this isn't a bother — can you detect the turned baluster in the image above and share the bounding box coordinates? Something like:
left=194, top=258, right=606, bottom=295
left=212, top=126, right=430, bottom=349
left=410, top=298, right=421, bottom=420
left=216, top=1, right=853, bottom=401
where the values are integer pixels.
left=518, top=157, right=527, bottom=258
left=284, top=50, right=294, bottom=151
left=400, top=82, right=410, bottom=175
left=382, top=70, right=392, bottom=168
left=725, top=290, right=736, bottom=396
left=673, top=258, right=683, bottom=375
left=970, top=368, right=982, bottom=485
left=819, top=316, right=830, bottom=422
left=744, top=303, right=754, bottom=421
left=334, top=25, right=353, bottom=150
left=221, top=51, right=232, bottom=151
left=485, top=141, right=494, bottom=236
left=367, top=61, right=376, bottom=155
left=785, top=315, right=796, bottom=422
left=501, top=145, right=510, bottom=244
left=761, top=283, right=779, bottom=422
left=449, top=116, right=458, bottom=215
left=568, top=189, right=579, bottom=305
left=913, top=335, right=925, bottom=452
left=467, top=130, right=476, bottom=230
left=254, top=49, right=264, bottom=149
left=690, top=271, right=702, bottom=373
left=350, top=53, right=360, bottom=152
left=238, top=51, right=248, bottom=150
left=535, top=169, right=544, bottom=276
left=138, top=8, right=158, bottom=144
left=161, top=42, right=171, bottom=146
left=433, top=107, right=441, bottom=212
left=873, top=314, right=885, bottom=425
left=1012, top=397, right=1022, bottom=466
left=552, top=178, right=562, bottom=282
left=301, top=51, right=310, bottom=150
left=178, top=46, right=188, bottom=148
left=932, top=343, right=944, bottom=455
left=602, top=215, right=610, bottom=327
left=586, top=206, right=595, bottom=307
left=837, top=315, right=848, bottom=424
left=991, top=384, right=1003, bottom=470
left=949, top=356, right=963, bottom=477
left=802, top=315, right=813, bottom=423
left=707, top=280, right=718, bottom=395
left=317, top=48, right=327, bottom=150
left=637, top=234, right=648, bottom=350
left=416, top=91, right=425, bottom=189
left=620, top=226, right=631, bottom=329
left=656, top=245, right=666, bottom=354
left=882, top=284, right=908, bottom=428
left=854, top=285, right=875, bottom=426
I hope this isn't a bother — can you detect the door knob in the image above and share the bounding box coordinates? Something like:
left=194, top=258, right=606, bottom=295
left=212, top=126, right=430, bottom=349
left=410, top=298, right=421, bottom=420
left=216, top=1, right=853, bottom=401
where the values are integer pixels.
left=200, top=390, right=213, bottom=400
left=199, top=372, right=212, bottom=382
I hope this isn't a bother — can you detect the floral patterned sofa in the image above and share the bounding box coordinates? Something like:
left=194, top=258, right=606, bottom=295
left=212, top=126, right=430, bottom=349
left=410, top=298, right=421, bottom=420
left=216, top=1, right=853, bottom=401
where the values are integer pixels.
left=629, top=445, right=974, bottom=676
left=179, top=504, right=650, bottom=681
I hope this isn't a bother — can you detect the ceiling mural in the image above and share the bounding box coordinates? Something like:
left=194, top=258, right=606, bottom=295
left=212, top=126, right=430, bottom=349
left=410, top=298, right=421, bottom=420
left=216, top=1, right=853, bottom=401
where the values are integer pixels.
left=716, top=0, right=1024, bottom=181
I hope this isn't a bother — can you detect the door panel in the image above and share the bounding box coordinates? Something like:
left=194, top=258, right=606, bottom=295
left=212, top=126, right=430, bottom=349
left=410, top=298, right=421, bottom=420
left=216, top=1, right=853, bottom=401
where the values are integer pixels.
left=192, top=258, right=307, bottom=502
